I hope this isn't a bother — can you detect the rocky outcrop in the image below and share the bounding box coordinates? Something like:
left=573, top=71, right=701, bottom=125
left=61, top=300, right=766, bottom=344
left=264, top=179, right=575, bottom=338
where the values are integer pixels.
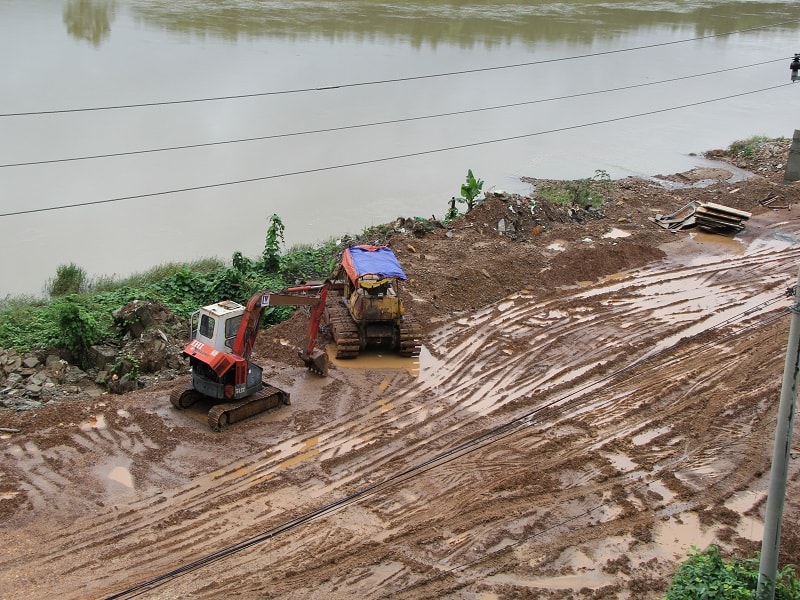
left=0, top=347, right=104, bottom=411
left=0, top=300, right=190, bottom=411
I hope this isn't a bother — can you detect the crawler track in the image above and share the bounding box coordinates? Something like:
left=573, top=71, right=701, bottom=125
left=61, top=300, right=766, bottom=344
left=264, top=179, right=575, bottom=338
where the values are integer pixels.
left=325, top=298, right=361, bottom=358
left=206, top=384, right=290, bottom=431
left=398, top=319, right=422, bottom=357
left=170, top=382, right=289, bottom=431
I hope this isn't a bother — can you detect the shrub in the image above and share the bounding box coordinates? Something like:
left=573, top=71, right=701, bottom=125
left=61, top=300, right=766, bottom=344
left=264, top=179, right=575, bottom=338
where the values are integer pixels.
left=665, top=545, right=800, bottom=600
left=728, top=135, right=772, bottom=158
left=48, top=263, right=87, bottom=297
left=538, top=169, right=613, bottom=209
left=263, top=214, right=285, bottom=272
left=52, top=296, right=103, bottom=365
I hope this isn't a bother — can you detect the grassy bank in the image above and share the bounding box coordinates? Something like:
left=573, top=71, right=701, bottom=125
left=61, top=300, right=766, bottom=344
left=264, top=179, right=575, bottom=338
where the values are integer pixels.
left=0, top=222, right=358, bottom=361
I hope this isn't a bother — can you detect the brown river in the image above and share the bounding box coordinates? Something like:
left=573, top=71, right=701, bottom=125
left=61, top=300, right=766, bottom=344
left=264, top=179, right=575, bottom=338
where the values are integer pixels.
left=1, top=0, right=799, bottom=296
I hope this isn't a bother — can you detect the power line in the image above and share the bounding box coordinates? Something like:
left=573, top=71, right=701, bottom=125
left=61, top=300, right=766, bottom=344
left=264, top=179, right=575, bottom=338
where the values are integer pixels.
left=0, top=83, right=790, bottom=220
left=2, top=20, right=797, bottom=118
left=0, top=59, right=784, bottom=169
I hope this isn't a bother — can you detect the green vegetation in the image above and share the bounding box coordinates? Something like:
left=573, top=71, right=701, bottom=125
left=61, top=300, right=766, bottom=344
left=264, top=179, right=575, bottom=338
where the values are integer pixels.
left=262, top=213, right=285, bottom=272
left=727, top=135, right=782, bottom=158
left=47, top=262, right=88, bottom=297
left=664, top=546, right=800, bottom=600
left=537, top=169, right=613, bottom=209
left=0, top=222, right=347, bottom=360
left=456, top=168, right=484, bottom=212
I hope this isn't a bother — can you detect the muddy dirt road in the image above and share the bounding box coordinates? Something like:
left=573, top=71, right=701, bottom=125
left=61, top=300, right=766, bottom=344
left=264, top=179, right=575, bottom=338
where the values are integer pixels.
left=3, top=208, right=800, bottom=599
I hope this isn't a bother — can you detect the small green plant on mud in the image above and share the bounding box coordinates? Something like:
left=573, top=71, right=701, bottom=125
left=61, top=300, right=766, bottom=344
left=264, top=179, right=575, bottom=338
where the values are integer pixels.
left=727, top=135, right=775, bottom=158
left=456, top=169, right=484, bottom=212
left=262, top=213, right=285, bottom=272
left=538, top=169, right=613, bottom=209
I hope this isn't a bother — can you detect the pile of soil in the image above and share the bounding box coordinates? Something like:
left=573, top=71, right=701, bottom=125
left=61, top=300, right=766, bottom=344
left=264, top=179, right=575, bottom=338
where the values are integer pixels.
left=265, top=139, right=798, bottom=365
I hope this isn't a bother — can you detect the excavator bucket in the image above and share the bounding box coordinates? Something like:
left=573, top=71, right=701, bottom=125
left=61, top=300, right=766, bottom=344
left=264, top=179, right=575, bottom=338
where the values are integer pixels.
left=302, top=348, right=329, bottom=376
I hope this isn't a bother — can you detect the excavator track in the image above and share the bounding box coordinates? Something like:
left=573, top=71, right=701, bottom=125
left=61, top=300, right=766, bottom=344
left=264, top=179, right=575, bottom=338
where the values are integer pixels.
left=170, top=383, right=202, bottom=409
left=325, top=300, right=361, bottom=359
left=207, top=383, right=290, bottom=432
left=398, top=319, right=422, bottom=357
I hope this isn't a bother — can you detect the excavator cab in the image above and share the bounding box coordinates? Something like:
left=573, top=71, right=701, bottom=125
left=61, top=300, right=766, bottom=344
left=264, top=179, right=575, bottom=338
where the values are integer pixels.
left=190, top=300, right=246, bottom=353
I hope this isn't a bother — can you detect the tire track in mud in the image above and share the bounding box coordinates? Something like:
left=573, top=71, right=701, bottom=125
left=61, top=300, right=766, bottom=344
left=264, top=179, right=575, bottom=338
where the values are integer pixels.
left=3, top=228, right=800, bottom=599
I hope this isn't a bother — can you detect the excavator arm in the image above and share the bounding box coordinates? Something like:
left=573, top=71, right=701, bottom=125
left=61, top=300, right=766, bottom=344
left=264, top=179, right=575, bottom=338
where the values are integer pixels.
left=231, top=284, right=330, bottom=375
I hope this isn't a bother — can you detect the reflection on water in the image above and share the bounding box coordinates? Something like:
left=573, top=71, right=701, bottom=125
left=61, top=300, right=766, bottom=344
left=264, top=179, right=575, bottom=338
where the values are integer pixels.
left=126, top=1, right=800, bottom=47
left=3, top=0, right=800, bottom=297
left=64, top=0, right=117, bottom=46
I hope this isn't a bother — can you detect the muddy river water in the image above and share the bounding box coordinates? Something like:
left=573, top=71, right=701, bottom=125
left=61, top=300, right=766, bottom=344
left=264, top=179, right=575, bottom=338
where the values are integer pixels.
left=1, top=0, right=800, bottom=296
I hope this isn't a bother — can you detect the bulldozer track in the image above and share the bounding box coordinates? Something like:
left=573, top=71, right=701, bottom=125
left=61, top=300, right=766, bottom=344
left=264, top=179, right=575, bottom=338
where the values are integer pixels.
left=398, top=319, right=421, bottom=357
left=325, top=299, right=361, bottom=359
left=206, top=383, right=290, bottom=431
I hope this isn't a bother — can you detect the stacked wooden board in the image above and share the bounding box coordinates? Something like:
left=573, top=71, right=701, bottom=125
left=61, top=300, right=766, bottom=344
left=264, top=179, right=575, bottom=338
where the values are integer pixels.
left=650, top=201, right=751, bottom=235
left=694, top=202, right=751, bottom=235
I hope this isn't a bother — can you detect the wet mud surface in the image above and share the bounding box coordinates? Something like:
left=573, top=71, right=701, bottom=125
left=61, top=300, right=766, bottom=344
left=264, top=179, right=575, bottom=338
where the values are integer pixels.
left=2, top=142, right=800, bottom=598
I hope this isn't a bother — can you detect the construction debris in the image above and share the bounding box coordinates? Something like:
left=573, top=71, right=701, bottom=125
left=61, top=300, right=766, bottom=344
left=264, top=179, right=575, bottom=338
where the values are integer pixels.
left=650, top=201, right=751, bottom=235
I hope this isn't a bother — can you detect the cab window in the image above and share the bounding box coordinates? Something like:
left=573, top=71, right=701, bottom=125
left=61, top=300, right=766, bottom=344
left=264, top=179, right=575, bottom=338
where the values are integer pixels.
left=225, top=315, right=242, bottom=348
left=199, top=314, right=215, bottom=339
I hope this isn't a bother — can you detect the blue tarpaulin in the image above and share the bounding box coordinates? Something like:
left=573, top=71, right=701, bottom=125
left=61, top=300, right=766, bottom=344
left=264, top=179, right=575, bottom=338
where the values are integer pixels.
left=343, top=245, right=407, bottom=281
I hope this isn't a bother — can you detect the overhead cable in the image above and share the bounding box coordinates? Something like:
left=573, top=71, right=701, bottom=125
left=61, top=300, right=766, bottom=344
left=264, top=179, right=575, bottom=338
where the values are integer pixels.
left=1, top=20, right=797, bottom=118
left=0, top=59, right=784, bottom=169
left=0, top=83, right=791, bottom=219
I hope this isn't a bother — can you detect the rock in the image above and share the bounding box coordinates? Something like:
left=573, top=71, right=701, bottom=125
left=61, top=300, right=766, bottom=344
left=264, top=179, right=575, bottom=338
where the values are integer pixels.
left=45, top=355, right=65, bottom=370
left=89, top=345, right=119, bottom=372
left=22, top=356, right=39, bottom=369
left=107, top=374, right=138, bottom=395
left=6, top=373, right=23, bottom=388
left=114, top=300, right=178, bottom=338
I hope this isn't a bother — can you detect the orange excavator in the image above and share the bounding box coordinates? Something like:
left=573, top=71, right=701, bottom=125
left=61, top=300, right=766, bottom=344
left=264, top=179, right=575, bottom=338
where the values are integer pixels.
left=170, top=284, right=329, bottom=431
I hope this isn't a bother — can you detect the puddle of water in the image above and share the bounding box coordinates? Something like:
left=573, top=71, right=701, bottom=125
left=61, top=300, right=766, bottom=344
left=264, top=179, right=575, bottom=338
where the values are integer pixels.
left=602, top=228, right=632, bottom=239
left=0, top=492, right=19, bottom=500
left=328, top=345, right=425, bottom=376
left=646, top=480, right=675, bottom=504
left=632, top=426, right=671, bottom=446
left=116, top=409, right=131, bottom=419
left=108, top=466, right=134, bottom=489
left=653, top=512, right=716, bottom=560
left=486, top=571, right=614, bottom=590
left=547, top=241, right=566, bottom=251
left=601, top=272, right=632, bottom=283
left=272, top=438, right=320, bottom=472
left=603, top=452, right=637, bottom=472
left=691, top=231, right=745, bottom=254
left=79, top=414, right=106, bottom=430
left=725, top=490, right=765, bottom=541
